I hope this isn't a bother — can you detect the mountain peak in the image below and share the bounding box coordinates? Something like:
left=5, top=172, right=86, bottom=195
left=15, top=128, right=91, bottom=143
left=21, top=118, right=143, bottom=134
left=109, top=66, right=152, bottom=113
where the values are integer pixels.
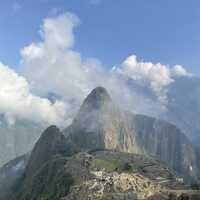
left=25, top=126, right=68, bottom=178
left=40, top=125, right=60, bottom=139
left=82, top=86, right=111, bottom=109
left=91, top=86, right=109, bottom=95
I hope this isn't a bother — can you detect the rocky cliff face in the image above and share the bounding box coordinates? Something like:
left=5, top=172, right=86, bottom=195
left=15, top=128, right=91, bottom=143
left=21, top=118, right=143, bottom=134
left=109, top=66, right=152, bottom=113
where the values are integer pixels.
left=65, top=87, right=140, bottom=153
left=130, top=114, right=200, bottom=181
left=65, top=87, right=200, bottom=182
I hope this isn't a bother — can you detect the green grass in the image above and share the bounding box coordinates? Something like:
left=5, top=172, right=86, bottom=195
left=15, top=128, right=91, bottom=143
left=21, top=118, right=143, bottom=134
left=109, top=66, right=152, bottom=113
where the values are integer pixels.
left=94, top=159, right=119, bottom=172
left=94, top=159, right=140, bottom=173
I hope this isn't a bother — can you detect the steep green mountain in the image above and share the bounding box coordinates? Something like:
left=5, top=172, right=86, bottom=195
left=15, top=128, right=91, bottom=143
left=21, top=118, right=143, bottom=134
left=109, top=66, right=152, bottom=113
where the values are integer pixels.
left=4, top=125, right=74, bottom=200
left=65, top=87, right=200, bottom=182
left=64, top=87, right=144, bottom=153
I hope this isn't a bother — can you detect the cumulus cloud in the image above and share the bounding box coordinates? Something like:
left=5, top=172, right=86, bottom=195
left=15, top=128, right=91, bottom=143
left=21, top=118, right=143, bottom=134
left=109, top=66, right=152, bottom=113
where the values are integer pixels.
left=0, top=62, right=66, bottom=126
left=115, top=55, right=191, bottom=105
left=20, top=13, right=148, bottom=118
left=21, top=12, right=79, bottom=60
left=21, top=13, right=87, bottom=101
left=0, top=11, right=193, bottom=127
left=172, top=65, right=191, bottom=77
left=20, top=12, right=193, bottom=119
left=20, top=12, right=110, bottom=123
left=115, top=55, right=174, bottom=104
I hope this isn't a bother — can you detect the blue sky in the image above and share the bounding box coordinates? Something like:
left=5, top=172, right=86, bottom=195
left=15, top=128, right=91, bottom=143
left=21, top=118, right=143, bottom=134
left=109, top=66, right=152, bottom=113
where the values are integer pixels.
left=0, top=0, right=200, bottom=74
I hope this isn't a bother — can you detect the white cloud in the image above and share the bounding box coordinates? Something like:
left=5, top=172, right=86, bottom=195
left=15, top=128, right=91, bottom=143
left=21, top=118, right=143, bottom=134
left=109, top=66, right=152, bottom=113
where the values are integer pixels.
left=21, top=12, right=79, bottom=60
left=0, top=12, right=193, bottom=127
left=115, top=55, right=174, bottom=104
left=21, top=13, right=88, bottom=103
left=114, top=55, right=192, bottom=105
left=20, top=12, right=194, bottom=120
left=172, top=65, right=191, bottom=77
left=0, top=62, right=66, bottom=126
left=20, top=12, right=107, bottom=123
left=19, top=12, right=148, bottom=119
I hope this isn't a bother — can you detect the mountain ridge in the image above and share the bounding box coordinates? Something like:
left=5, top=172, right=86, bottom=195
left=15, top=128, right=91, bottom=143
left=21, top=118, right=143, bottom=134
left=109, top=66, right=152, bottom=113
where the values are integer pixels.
left=1, top=87, right=200, bottom=200
left=64, top=87, right=200, bottom=182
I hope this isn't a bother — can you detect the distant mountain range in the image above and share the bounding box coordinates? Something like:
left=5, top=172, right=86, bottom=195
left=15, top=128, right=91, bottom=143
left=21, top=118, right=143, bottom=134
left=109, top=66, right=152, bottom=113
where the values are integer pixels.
left=0, top=117, right=44, bottom=167
left=0, top=87, right=200, bottom=200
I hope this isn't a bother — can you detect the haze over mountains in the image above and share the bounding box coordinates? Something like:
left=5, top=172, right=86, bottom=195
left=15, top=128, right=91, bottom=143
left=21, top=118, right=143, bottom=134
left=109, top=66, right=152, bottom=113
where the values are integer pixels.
left=1, top=75, right=200, bottom=168
left=126, top=75, right=200, bottom=145
left=0, top=117, right=43, bottom=166
left=64, top=87, right=200, bottom=182
left=1, top=12, right=200, bottom=169
left=0, top=87, right=200, bottom=200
